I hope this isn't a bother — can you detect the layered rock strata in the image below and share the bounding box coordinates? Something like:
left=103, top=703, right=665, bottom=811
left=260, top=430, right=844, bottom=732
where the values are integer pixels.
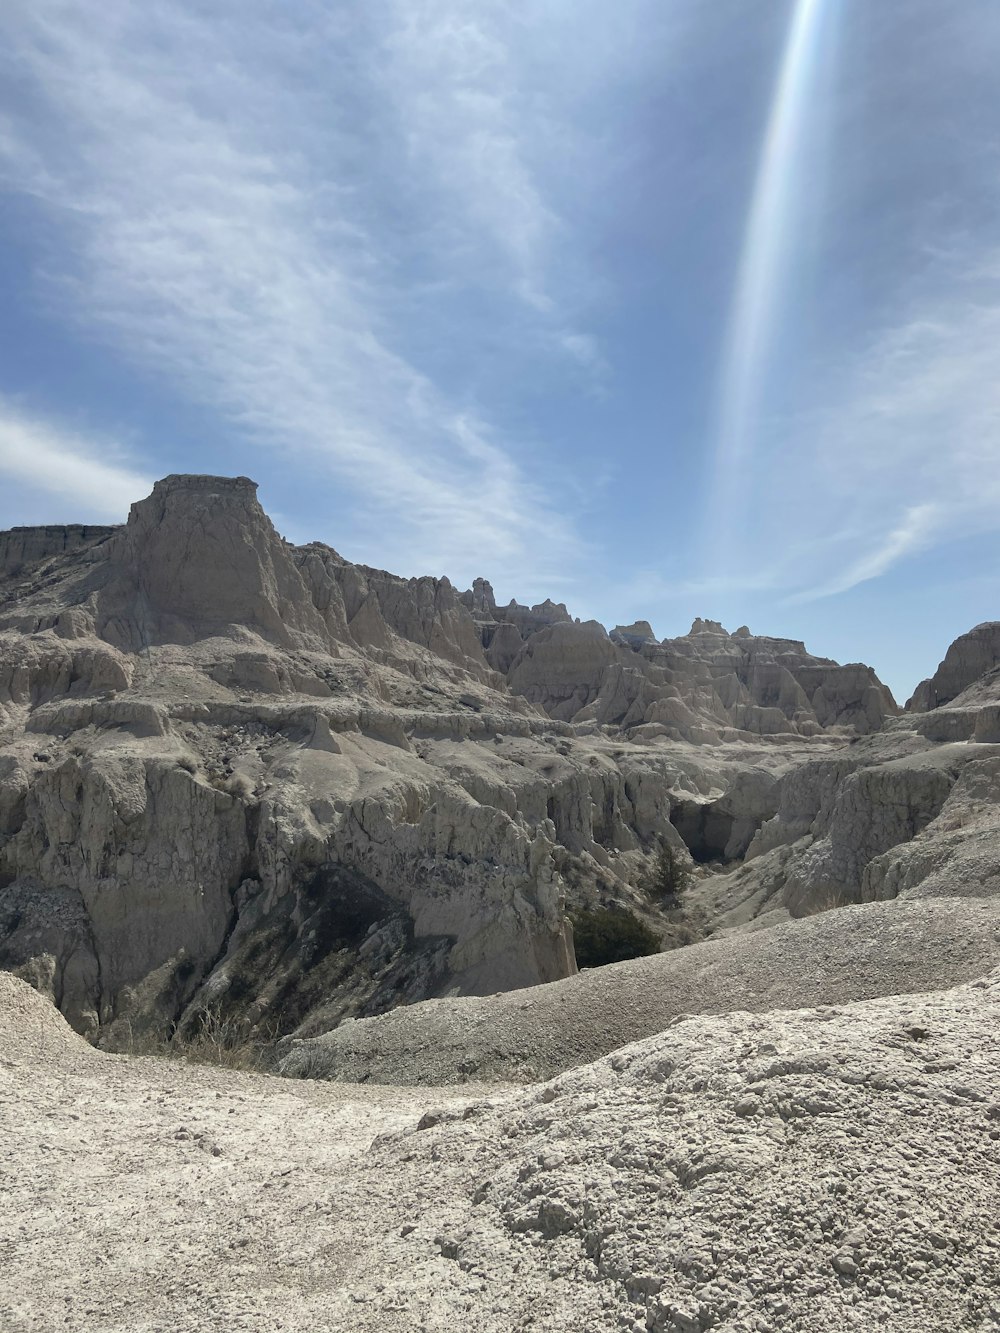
left=698, top=636, right=1000, bottom=927
left=908, top=621, right=1000, bottom=712
left=0, top=472, right=967, bottom=1051
left=462, top=594, right=898, bottom=740
left=0, top=477, right=583, bottom=1042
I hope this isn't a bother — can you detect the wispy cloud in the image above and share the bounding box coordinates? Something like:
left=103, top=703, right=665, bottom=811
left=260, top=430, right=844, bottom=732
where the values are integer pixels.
left=3, top=0, right=995, bottom=634
left=0, top=0, right=617, bottom=586
left=777, top=266, right=1000, bottom=600
left=379, top=0, right=560, bottom=314
left=0, top=396, right=152, bottom=517
left=787, top=503, right=943, bottom=603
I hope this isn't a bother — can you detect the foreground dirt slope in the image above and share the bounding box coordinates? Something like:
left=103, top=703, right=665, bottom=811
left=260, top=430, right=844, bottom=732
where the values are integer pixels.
left=3, top=970, right=999, bottom=1332
left=280, top=896, right=1000, bottom=1084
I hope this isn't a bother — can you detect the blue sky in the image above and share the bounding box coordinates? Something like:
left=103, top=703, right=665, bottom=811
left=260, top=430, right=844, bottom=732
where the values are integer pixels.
left=1, top=1, right=999, bottom=702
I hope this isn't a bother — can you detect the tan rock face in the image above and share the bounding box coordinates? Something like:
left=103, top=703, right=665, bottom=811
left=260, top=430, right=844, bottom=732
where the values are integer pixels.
left=0, top=478, right=646, bottom=1042
left=483, top=612, right=898, bottom=741
left=907, top=621, right=1000, bottom=711
left=1, top=753, right=248, bottom=1027
left=97, top=474, right=330, bottom=651
left=0, top=524, right=116, bottom=578
left=716, top=722, right=1000, bottom=924
left=506, top=621, right=621, bottom=721
left=2, top=472, right=996, bottom=1055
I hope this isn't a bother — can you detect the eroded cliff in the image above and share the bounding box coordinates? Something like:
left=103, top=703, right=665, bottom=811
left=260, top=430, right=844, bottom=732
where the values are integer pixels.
left=2, top=472, right=980, bottom=1052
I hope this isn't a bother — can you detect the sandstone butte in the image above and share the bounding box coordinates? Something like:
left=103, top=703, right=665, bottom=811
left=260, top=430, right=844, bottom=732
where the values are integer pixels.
left=1, top=474, right=999, bottom=1332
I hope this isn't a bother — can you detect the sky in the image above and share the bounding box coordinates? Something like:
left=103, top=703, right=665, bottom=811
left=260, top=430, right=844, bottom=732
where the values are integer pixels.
left=1, top=0, right=999, bottom=703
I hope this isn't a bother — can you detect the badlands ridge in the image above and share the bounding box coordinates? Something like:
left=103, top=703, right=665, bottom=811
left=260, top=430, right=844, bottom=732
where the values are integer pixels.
left=2, top=474, right=999, bottom=1330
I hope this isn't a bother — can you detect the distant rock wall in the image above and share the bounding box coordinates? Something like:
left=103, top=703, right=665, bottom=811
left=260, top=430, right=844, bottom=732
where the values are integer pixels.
left=0, top=525, right=117, bottom=578
left=2, top=472, right=988, bottom=1053
left=490, top=614, right=898, bottom=741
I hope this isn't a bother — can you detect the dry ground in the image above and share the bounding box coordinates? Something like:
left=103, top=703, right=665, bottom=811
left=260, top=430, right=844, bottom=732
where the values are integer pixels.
left=3, top=964, right=1000, bottom=1332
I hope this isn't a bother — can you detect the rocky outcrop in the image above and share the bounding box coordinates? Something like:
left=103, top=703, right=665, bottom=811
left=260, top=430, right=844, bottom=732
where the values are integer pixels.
left=862, top=752, right=1000, bottom=904
left=769, top=748, right=959, bottom=915
left=461, top=577, right=572, bottom=639
left=495, top=616, right=897, bottom=741
left=0, top=753, right=249, bottom=1035
left=0, top=524, right=117, bottom=578
left=506, top=620, right=620, bottom=722
left=696, top=618, right=1000, bottom=923
left=96, top=474, right=332, bottom=651
left=908, top=621, right=1000, bottom=711
left=610, top=620, right=657, bottom=648
left=671, top=767, right=781, bottom=863
left=281, top=896, right=1000, bottom=1084
left=2, top=472, right=993, bottom=1058
left=0, top=478, right=601, bottom=1042
left=649, top=621, right=898, bottom=737
left=326, top=559, right=491, bottom=677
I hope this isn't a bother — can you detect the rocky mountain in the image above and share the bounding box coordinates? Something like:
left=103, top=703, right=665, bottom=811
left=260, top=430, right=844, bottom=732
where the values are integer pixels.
left=907, top=620, right=1000, bottom=713
left=463, top=581, right=898, bottom=740
left=1, top=472, right=998, bottom=1072
left=5, top=473, right=1000, bottom=1331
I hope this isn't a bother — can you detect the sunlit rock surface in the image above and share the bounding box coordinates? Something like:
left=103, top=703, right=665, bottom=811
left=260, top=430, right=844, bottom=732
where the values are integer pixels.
left=2, top=471, right=999, bottom=1062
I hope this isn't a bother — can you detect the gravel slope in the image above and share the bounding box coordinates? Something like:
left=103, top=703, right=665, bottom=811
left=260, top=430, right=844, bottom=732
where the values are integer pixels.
left=3, top=968, right=999, bottom=1332
left=0, top=973, right=504, bottom=1332
left=279, top=896, right=1000, bottom=1084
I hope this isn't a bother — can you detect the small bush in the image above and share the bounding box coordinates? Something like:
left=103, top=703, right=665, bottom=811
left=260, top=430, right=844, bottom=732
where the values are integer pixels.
left=570, top=906, right=661, bottom=969
left=644, top=839, right=690, bottom=908
left=208, top=771, right=254, bottom=799
left=167, top=1005, right=275, bottom=1071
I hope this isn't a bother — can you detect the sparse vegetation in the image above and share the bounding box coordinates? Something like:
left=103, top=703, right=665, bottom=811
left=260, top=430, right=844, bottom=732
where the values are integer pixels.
left=126, top=1006, right=276, bottom=1072
left=644, top=838, right=690, bottom=908
left=208, top=771, right=255, bottom=799
left=657, top=904, right=702, bottom=952
left=798, top=885, right=857, bottom=917
left=570, top=906, right=661, bottom=968
left=173, top=1006, right=274, bottom=1069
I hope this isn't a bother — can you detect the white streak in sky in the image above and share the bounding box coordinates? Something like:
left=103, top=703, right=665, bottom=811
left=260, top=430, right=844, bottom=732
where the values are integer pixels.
left=711, top=0, right=832, bottom=564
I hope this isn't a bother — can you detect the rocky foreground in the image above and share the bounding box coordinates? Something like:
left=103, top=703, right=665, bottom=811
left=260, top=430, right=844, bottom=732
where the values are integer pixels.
left=3, top=968, right=998, bottom=1332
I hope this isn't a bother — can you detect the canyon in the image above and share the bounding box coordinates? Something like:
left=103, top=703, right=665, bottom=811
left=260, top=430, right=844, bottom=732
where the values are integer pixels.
left=2, top=475, right=999, bottom=1331
left=1, top=475, right=998, bottom=1054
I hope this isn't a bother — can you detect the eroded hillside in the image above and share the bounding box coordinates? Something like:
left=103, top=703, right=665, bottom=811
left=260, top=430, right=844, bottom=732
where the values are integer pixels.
left=2, top=473, right=999, bottom=1061
left=0, top=473, right=903, bottom=1047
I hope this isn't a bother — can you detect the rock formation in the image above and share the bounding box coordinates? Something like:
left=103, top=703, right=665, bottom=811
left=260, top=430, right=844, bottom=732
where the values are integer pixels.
left=0, top=523, right=117, bottom=578
left=281, top=895, right=1000, bottom=1084
left=0, top=477, right=587, bottom=1042
left=907, top=620, right=1000, bottom=711
left=5, top=475, right=1000, bottom=1330
left=697, top=624, right=1000, bottom=929
left=461, top=596, right=899, bottom=740
left=3, top=471, right=999, bottom=1071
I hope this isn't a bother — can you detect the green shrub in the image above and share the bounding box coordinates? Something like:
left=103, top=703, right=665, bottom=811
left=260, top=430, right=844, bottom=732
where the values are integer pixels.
left=644, top=839, right=690, bottom=908
left=570, top=906, right=661, bottom=969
